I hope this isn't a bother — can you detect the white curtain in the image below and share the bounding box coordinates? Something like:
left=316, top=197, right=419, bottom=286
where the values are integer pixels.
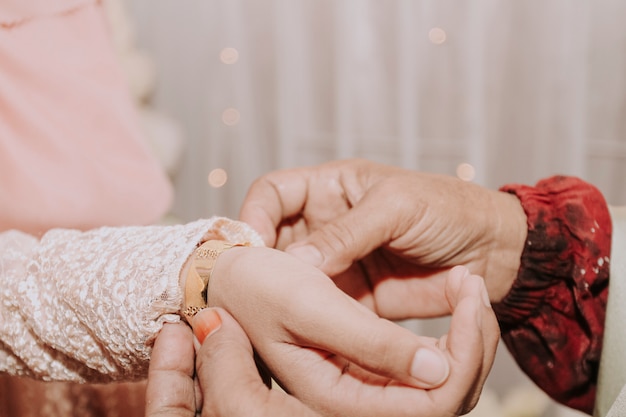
left=128, top=0, right=626, bottom=222
left=127, top=1, right=625, bottom=415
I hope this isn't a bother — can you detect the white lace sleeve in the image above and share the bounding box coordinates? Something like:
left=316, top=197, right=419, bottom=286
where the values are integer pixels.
left=0, top=217, right=263, bottom=383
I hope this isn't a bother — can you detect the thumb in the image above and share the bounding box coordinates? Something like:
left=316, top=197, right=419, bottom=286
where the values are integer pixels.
left=191, top=308, right=266, bottom=417
left=191, top=308, right=320, bottom=417
left=145, top=322, right=196, bottom=417
left=286, top=192, right=402, bottom=276
left=191, top=307, right=272, bottom=387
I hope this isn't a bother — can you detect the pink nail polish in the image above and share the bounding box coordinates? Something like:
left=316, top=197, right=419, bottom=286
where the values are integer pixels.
left=191, top=308, right=222, bottom=344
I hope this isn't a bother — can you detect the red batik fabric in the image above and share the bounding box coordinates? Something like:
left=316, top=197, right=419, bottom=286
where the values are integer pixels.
left=494, top=176, right=612, bottom=415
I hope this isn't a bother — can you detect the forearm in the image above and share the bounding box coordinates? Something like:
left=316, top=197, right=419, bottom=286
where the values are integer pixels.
left=0, top=217, right=262, bottom=382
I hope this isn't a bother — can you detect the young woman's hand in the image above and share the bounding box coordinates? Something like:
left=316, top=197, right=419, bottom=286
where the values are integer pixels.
left=147, top=264, right=497, bottom=417
left=205, top=252, right=499, bottom=417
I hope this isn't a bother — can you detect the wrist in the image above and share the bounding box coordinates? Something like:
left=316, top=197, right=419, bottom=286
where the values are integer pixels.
left=179, top=240, right=249, bottom=322
left=484, top=190, right=528, bottom=303
left=205, top=246, right=248, bottom=308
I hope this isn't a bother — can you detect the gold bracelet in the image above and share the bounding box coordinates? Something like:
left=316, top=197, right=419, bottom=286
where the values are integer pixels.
left=182, top=240, right=248, bottom=321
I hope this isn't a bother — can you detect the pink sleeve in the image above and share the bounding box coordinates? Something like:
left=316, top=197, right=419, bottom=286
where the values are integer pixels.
left=0, top=0, right=172, bottom=235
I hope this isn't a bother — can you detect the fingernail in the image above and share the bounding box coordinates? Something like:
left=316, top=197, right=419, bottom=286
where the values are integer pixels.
left=287, top=245, right=324, bottom=267
left=451, top=265, right=469, bottom=276
left=410, top=348, right=449, bottom=386
left=191, top=308, right=222, bottom=344
left=448, top=266, right=469, bottom=300
left=475, top=298, right=484, bottom=329
left=481, top=282, right=491, bottom=308
left=449, top=265, right=469, bottom=284
left=469, top=274, right=491, bottom=308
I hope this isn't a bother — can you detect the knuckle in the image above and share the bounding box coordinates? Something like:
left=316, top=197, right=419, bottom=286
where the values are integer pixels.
left=316, top=222, right=356, bottom=254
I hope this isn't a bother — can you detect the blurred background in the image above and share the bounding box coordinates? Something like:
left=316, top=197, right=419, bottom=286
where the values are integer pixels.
left=109, top=1, right=626, bottom=415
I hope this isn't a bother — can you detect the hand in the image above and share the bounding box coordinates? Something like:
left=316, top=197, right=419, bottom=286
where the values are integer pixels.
left=195, top=308, right=322, bottom=417
left=146, top=265, right=499, bottom=417
left=240, top=158, right=528, bottom=312
left=145, top=316, right=319, bottom=417
left=208, top=248, right=499, bottom=416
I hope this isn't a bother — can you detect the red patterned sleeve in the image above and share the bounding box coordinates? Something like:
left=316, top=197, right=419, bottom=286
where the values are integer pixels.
left=493, top=176, right=612, bottom=415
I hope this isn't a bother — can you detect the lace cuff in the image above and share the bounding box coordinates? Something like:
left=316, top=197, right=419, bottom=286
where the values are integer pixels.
left=0, top=217, right=263, bottom=383
left=494, top=176, right=611, bottom=414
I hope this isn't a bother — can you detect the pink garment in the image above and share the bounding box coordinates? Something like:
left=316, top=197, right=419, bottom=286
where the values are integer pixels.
left=0, top=1, right=173, bottom=415
left=0, top=0, right=172, bottom=236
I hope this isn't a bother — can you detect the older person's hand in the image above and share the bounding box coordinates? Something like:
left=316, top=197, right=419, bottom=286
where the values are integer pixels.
left=240, top=158, right=528, bottom=312
left=146, top=265, right=498, bottom=417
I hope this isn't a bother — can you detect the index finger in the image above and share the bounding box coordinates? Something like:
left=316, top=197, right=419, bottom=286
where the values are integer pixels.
left=196, top=308, right=321, bottom=417
left=239, top=168, right=311, bottom=246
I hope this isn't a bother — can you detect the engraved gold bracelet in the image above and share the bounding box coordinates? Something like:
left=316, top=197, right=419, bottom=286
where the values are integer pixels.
left=182, top=240, right=248, bottom=321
